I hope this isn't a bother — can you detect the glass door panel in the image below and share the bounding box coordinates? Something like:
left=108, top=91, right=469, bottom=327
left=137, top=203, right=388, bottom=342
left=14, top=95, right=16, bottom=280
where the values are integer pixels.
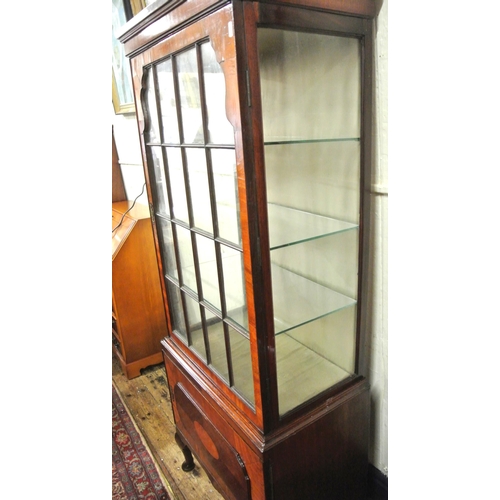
left=258, top=28, right=361, bottom=415
left=185, top=148, right=213, bottom=234
left=142, top=34, right=254, bottom=410
left=200, top=43, right=235, bottom=145
left=211, top=148, right=241, bottom=246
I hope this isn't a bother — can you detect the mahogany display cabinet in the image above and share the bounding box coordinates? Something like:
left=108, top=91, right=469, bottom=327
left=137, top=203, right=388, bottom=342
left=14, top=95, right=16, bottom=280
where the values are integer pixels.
left=118, top=0, right=375, bottom=497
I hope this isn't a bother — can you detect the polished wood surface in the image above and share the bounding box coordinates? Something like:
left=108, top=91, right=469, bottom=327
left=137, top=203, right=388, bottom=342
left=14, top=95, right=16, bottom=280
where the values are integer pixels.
left=112, top=201, right=167, bottom=378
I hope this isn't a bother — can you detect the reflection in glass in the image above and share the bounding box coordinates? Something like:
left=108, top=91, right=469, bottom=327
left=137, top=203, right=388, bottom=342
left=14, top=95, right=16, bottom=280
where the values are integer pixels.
left=185, top=148, right=213, bottom=234
left=156, top=216, right=178, bottom=281
left=166, top=148, right=189, bottom=223
left=229, top=326, right=254, bottom=405
left=204, top=309, right=229, bottom=384
left=176, top=225, right=197, bottom=295
left=144, top=68, right=161, bottom=143
left=211, top=149, right=241, bottom=246
left=149, top=147, right=170, bottom=217
left=195, top=234, right=220, bottom=311
left=157, top=58, right=180, bottom=144
left=183, top=292, right=206, bottom=362
left=177, top=48, right=204, bottom=144
left=258, top=29, right=360, bottom=142
left=167, top=281, right=187, bottom=343
left=221, top=245, right=248, bottom=331
left=201, top=42, right=234, bottom=145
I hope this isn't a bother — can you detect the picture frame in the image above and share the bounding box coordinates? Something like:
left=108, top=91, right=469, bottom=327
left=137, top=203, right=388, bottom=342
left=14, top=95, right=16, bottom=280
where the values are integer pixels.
left=112, top=0, right=146, bottom=114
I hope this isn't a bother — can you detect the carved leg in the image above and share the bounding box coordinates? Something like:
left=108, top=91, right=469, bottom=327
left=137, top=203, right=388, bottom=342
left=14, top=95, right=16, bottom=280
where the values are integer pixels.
left=175, top=431, right=195, bottom=472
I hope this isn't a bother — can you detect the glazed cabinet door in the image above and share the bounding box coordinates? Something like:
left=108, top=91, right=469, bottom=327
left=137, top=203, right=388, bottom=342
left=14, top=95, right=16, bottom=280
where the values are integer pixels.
left=130, top=5, right=260, bottom=424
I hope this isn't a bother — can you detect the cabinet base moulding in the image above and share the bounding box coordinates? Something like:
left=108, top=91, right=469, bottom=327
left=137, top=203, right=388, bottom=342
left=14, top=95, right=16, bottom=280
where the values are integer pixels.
left=113, top=346, right=164, bottom=379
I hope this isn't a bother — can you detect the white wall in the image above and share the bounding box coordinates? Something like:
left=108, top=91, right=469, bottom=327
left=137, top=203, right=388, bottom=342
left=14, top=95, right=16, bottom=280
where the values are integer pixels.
left=112, top=106, right=148, bottom=205
left=367, top=0, right=388, bottom=476
left=112, top=0, right=388, bottom=477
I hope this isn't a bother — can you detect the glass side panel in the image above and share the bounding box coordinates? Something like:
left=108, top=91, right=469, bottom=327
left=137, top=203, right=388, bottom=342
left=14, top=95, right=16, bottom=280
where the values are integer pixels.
left=185, top=148, right=213, bottom=234
left=148, top=146, right=170, bottom=217
left=156, top=216, right=178, bottom=281
left=200, top=42, right=235, bottom=145
left=157, top=58, right=180, bottom=144
left=211, top=149, right=241, bottom=246
left=258, top=29, right=360, bottom=142
left=166, top=147, right=189, bottom=224
left=264, top=141, right=360, bottom=224
left=176, top=48, right=204, bottom=144
left=258, top=28, right=361, bottom=415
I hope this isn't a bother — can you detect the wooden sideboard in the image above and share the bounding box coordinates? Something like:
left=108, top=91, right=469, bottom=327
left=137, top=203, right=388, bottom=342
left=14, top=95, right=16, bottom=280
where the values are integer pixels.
left=112, top=201, right=167, bottom=378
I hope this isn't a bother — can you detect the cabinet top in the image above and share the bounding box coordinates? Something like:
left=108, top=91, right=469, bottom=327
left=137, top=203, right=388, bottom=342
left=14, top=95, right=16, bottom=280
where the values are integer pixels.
left=117, top=0, right=376, bottom=49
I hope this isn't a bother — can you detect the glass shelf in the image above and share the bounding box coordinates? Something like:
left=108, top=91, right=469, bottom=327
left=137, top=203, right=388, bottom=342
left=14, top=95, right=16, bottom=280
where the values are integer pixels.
left=268, top=204, right=358, bottom=250
left=276, top=334, right=351, bottom=415
left=264, top=137, right=360, bottom=146
left=271, top=264, right=356, bottom=336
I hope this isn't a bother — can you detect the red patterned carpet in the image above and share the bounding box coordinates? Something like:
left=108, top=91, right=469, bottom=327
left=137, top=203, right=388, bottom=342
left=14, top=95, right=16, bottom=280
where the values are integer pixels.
left=112, top=384, right=171, bottom=500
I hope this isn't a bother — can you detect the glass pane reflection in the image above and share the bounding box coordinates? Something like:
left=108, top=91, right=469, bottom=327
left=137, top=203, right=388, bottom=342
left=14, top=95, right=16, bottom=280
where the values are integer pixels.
left=176, top=48, right=204, bottom=144
left=167, top=281, right=187, bottom=343
left=176, top=225, right=197, bottom=295
left=204, top=309, right=229, bottom=384
left=201, top=42, right=234, bottom=145
left=156, top=216, right=178, bottom=281
left=157, top=58, right=180, bottom=144
left=185, top=148, right=213, bottom=234
left=211, top=149, right=241, bottom=246
left=221, top=245, right=248, bottom=331
left=149, top=146, right=169, bottom=217
left=166, top=148, right=189, bottom=224
left=144, top=68, right=160, bottom=143
left=195, top=233, right=220, bottom=311
left=229, top=326, right=254, bottom=406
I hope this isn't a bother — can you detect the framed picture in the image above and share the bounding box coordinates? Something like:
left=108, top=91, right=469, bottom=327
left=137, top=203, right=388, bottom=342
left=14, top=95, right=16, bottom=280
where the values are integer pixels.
left=112, top=0, right=145, bottom=114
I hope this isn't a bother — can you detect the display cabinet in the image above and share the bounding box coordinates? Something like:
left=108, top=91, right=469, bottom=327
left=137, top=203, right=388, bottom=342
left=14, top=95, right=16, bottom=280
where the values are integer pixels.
left=118, top=0, right=374, bottom=497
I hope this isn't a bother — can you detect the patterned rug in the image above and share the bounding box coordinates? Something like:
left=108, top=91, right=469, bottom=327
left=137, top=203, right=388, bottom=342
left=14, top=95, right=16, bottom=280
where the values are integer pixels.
left=112, top=384, right=172, bottom=499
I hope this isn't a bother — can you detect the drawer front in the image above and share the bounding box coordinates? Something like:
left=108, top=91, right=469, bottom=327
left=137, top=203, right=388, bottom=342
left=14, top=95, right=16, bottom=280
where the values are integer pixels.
left=174, top=383, right=251, bottom=500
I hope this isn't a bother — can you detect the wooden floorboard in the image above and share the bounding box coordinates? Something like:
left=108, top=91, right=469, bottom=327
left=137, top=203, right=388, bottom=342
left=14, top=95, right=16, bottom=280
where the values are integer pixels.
left=112, top=351, right=224, bottom=500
